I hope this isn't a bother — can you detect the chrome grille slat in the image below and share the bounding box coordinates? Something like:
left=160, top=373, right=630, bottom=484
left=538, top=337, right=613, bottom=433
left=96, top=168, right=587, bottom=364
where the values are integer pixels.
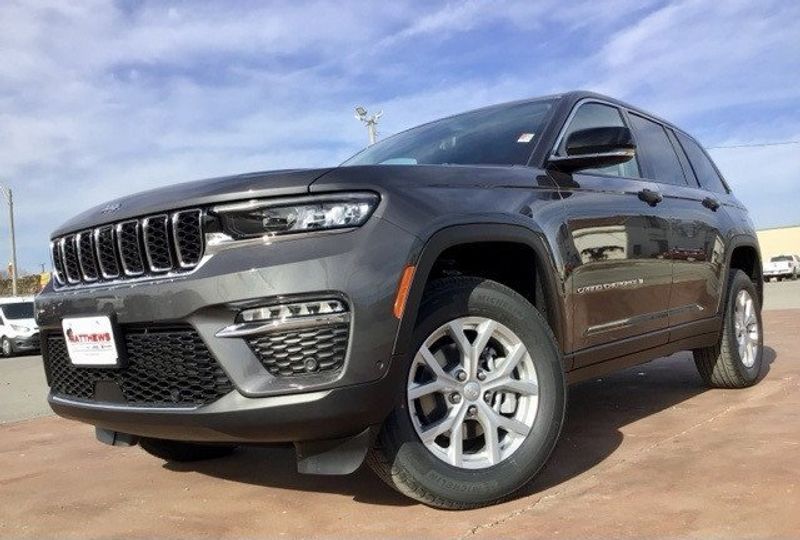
left=95, top=226, right=120, bottom=279
left=76, top=231, right=99, bottom=282
left=50, top=241, right=66, bottom=285
left=142, top=215, right=173, bottom=272
left=51, top=209, right=204, bottom=288
left=116, top=220, right=145, bottom=276
left=172, top=209, right=204, bottom=268
left=62, top=236, right=81, bottom=284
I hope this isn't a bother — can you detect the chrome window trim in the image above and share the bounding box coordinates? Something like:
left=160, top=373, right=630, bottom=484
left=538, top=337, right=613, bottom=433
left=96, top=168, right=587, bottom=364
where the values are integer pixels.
left=142, top=214, right=173, bottom=273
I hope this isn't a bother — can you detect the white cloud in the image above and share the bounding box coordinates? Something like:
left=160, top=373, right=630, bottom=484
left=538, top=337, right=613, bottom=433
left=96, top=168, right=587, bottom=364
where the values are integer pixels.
left=0, top=0, right=798, bottom=270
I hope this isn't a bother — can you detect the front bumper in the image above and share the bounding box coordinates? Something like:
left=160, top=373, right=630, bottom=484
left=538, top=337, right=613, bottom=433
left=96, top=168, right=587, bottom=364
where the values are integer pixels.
left=36, top=216, right=417, bottom=442
left=48, top=355, right=404, bottom=442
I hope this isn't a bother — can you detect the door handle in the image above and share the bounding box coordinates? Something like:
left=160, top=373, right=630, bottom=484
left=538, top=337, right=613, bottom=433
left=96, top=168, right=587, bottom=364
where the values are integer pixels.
left=702, top=197, right=720, bottom=211
left=637, top=188, right=663, bottom=207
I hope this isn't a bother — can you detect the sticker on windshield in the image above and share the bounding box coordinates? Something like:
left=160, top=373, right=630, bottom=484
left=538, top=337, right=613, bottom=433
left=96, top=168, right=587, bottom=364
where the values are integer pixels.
left=517, top=132, right=535, bottom=143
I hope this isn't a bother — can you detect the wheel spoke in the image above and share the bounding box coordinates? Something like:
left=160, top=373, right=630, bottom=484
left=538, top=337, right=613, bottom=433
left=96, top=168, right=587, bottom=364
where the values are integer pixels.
left=471, top=319, right=497, bottom=378
left=477, top=404, right=501, bottom=465
left=447, top=406, right=468, bottom=467
left=419, top=404, right=464, bottom=443
left=487, top=343, right=526, bottom=381
left=408, top=379, right=448, bottom=400
left=484, top=376, right=538, bottom=396
left=446, top=320, right=474, bottom=375
left=418, top=345, right=456, bottom=384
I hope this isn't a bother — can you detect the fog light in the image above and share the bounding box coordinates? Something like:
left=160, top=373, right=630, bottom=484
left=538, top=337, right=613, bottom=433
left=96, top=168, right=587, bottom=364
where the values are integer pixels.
left=239, top=299, right=347, bottom=323
left=217, top=299, right=350, bottom=339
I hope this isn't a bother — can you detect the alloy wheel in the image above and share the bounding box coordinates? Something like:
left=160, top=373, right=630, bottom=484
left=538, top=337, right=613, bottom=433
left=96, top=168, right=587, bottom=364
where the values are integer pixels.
left=407, top=317, right=539, bottom=469
left=733, top=290, right=759, bottom=368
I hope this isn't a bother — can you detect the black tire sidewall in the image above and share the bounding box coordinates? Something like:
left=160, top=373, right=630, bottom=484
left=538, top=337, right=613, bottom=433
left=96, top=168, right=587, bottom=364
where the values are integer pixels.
left=382, top=278, right=566, bottom=504
left=723, top=271, right=764, bottom=382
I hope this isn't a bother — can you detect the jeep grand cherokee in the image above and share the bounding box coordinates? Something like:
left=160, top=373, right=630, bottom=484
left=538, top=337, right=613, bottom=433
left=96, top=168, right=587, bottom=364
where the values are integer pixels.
left=36, top=91, right=764, bottom=509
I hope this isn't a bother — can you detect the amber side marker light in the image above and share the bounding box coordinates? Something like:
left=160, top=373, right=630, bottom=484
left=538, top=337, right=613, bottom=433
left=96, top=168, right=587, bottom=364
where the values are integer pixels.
left=393, top=265, right=416, bottom=319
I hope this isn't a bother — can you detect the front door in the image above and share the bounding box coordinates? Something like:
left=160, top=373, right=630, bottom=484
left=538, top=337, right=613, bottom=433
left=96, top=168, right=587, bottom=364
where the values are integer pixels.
left=549, top=101, right=673, bottom=363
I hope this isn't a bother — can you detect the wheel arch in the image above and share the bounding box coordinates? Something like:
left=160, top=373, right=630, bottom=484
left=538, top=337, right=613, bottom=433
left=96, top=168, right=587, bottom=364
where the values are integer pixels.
left=725, top=235, right=763, bottom=308
left=392, top=223, right=567, bottom=358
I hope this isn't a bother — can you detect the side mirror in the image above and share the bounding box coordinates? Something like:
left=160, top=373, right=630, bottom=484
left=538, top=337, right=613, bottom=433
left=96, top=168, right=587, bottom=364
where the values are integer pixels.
left=548, top=126, right=636, bottom=173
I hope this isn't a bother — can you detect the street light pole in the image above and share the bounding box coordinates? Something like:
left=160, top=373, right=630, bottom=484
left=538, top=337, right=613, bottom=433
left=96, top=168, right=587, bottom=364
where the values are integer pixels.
left=354, top=106, right=383, bottom=145
left=0, top=186, right=18, bottom=296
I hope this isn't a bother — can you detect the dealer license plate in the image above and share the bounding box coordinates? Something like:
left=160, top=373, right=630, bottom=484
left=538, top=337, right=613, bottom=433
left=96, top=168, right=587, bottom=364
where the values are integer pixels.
left=62, top=316, right=120, bottom=366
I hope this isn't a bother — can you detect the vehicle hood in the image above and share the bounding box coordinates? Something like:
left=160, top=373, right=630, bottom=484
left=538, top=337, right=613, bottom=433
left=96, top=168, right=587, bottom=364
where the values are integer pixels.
left=7, top=318, right=37, bottom=330
left=52, top=168, right=335, bottom=237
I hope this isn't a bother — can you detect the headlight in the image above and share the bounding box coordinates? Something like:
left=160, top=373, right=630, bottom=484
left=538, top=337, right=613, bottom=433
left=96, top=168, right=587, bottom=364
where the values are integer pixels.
left=212, top=193, right=379, bottom=240
left=10, top=324, right=30, bottom=333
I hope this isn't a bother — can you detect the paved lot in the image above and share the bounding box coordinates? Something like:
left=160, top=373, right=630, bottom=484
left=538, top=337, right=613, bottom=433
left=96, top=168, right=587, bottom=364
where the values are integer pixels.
left=0, top=284, right=798, bottom=537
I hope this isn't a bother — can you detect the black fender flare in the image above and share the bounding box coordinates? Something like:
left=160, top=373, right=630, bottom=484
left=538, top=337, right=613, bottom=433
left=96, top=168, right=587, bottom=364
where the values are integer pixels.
left=391, top=222, right=568, bottom=359
left=723, top=234, right=763, bottom=308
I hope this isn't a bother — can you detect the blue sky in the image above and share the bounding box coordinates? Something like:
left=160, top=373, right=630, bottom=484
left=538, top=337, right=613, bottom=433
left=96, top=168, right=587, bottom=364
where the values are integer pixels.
left=1, top=0, right=799, bottom=272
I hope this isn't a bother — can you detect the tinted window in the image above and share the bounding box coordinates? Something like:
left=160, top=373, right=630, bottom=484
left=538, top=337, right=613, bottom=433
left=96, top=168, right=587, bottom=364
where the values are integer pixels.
left=342, top=99, right=555, bottom=167
left=557, top=102, right=640, bottom=178
left=628, top=114, right=687, bottom=186
left=675, top=132, right=729, bottom=194
left=772, top=256, right=793, bottom=262
left=2, top=302, right=34, bottom=319
left=667, top=128, right=698, bottom=187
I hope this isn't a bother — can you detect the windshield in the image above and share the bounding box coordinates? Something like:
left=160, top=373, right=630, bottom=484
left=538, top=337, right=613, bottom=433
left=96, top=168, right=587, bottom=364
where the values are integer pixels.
left=342, top=98, right=556, bottom=167
left=771, top=256, right=793, bottom=262
left=2, top=302, right=34, bottom=320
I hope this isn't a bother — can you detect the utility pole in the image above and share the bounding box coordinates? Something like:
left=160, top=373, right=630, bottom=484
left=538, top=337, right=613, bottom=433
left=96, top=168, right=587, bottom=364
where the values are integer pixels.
left=0, top=186, right=18, bottom=296
left=354, top=106, right=383, bottom=145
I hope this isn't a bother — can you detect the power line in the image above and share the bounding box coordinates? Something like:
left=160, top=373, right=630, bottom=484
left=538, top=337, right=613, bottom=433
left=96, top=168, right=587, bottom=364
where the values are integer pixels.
left=706, top=140, right=800, bottom=150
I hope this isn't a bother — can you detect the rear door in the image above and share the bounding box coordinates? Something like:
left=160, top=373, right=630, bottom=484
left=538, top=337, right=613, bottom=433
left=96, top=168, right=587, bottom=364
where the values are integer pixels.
left=549, top=101, right=673, bottom=361
left=626, top=113, right=730, bottom=331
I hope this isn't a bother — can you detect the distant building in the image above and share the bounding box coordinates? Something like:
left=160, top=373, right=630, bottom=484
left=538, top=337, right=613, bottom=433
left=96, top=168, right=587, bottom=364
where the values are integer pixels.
left=756, top=225, right=800, bottom=262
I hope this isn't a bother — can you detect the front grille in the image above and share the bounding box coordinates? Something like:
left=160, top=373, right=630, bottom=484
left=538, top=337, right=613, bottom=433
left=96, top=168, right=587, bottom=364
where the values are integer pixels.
left=43, top=325, right=233, bottom=407
left=247, top=324, right=349, bottom=377
left=50, top=209, right=204, bottom=287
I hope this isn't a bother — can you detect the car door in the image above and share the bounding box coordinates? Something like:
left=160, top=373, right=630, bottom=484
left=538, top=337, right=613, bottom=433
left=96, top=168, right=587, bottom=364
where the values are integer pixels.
left=662, top=128, right=732, bottom=330
left=548, top=101, right=673, bottom=364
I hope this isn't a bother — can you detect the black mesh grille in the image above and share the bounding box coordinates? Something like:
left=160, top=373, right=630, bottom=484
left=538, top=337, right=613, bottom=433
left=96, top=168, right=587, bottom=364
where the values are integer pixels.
left=76, top=231, right=99, bottom=281
left=143, top=215, right=173, bottom=271
left=247, top=324, right=349, bottom=377
left=62, top=236, right=81, bottom=283
left=174, top=210, right=203, bottom=267
left=43, top=325, right=233, bottom=407
left=118, top=221, right=145, bottom=275
left=96, top=225, right=120, bottom=278
left=51, top=209, right=204, bottom=287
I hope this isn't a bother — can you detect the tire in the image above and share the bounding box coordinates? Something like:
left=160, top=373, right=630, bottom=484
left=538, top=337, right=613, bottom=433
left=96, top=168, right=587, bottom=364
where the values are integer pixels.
left=1, top=337, right=14, bottom=357
left=367, top=277, right=566, bottom=509
left=139, top=438, right=237, bottom=462
left=693, top=270, right=763, bottom=389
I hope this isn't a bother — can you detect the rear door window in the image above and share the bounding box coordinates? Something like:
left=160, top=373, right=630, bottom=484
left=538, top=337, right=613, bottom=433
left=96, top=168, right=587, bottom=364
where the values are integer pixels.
left=628, top=113, right=687, bottom=186
left=557, top=102, right=640, bottom=178
left=675, top=132, right=729, bottom=194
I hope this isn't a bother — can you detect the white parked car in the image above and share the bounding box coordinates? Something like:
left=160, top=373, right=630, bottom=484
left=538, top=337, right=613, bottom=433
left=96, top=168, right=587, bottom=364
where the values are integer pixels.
left=0, top=296, right=40, bottom=356
left=763, top=254, right=800, bottom=282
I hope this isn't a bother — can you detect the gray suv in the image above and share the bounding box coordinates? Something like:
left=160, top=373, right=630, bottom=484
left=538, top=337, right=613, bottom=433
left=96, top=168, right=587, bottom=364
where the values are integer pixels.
left=37, top=91, right=764, bottom=509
